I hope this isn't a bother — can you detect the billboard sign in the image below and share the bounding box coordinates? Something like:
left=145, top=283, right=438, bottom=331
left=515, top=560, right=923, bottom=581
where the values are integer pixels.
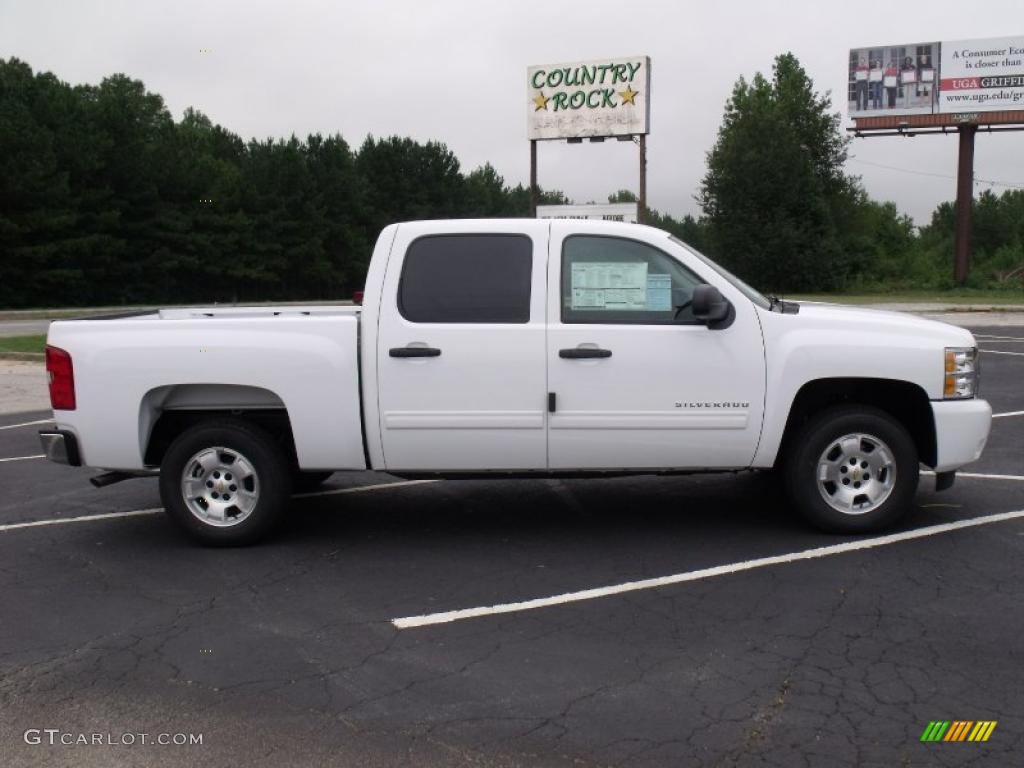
left=527, top=56, right=650, bottom=140
left=848, top=35, right=1024, bottom=118
left=939, top=37, right=1024, bottom=112
left=536, top=202, right=639, bottom=222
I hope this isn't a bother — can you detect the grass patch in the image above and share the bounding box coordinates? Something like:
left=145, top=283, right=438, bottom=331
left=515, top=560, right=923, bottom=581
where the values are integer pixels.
left=0, top=335, right=47, bottom=355
left=0, top=310, right=102, bottom=322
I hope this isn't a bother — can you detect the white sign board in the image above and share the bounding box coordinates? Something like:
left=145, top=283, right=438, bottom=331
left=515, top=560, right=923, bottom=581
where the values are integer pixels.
left=535, top=202, right=639, bottom=222
left=848, top=35, right=1024, bottom=117
left=528, top=56, right=650, bottom=140
left=938, top=36, right=1024, bottom=113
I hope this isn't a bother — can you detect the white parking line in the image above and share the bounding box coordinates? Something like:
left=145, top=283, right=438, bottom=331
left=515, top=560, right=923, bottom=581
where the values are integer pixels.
left=0, top=508, right=162, bottom=532
left=993, top=410, right=1024, bottom=419
left=0, top=419, right=52, bottom=431
left=975, top=334, right=1024, bottom=341
left=0, top=479, right=439, bottom=534
left=954, top=471, right=1024, bottom=482
left=981, top=349, right=1024, bottom=356
left=922, top=469, right=1024, bottom=482
left=0, top=454, right=44, bottom=463
left=392, top=508, right=1024, bottom=629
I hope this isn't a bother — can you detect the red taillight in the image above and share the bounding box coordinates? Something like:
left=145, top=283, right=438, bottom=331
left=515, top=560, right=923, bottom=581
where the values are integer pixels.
left=45, top=345, right=76, bottom=410
left=352, top=290, right=364, bottom=305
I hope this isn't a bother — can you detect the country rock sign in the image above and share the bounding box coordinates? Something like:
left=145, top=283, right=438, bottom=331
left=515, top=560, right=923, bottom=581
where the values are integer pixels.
left=527, top=56, right=650, bottom=140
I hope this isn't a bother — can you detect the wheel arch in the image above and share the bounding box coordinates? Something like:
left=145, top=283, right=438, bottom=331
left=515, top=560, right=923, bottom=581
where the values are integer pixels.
left=140, top=384, right=297, bottom=468
left=776, top=378, right=936, bottom=469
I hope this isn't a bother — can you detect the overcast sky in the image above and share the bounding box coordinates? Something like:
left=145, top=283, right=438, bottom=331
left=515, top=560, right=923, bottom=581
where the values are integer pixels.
left=2, top=0, right=1022, bottom=224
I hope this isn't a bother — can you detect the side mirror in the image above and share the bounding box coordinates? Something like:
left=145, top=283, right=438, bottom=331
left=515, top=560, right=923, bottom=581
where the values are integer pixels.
left=691, top=284, right=732, bottom=329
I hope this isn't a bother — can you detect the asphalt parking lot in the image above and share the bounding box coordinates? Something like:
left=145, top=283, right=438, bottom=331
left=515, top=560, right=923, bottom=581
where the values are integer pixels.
left=0, top=327, right=1021, bottom=767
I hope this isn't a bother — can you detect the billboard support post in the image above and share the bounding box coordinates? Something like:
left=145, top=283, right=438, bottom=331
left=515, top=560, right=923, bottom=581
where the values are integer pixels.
left=638, top=134, right=647, bottom=224
left=954, top=125, right=976, bottom=284
left=529, top=140, right=538, bottom=218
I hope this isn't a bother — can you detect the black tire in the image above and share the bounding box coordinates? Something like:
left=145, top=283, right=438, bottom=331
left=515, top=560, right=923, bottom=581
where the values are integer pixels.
left=159, top=418, right=291, bottom=546
left=783, top=405, right=918, bottom=534
left=292, top=470, right=333, bottom=493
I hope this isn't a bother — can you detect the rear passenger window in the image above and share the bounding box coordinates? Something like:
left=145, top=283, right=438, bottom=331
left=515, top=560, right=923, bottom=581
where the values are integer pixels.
left=398, top=235, right=533, bottom=323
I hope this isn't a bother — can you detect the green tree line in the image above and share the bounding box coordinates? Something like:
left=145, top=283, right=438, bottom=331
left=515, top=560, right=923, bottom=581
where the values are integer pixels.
left=1, top=55, right=1021, bottom=309
left=0, top=57, right=565, bottom=307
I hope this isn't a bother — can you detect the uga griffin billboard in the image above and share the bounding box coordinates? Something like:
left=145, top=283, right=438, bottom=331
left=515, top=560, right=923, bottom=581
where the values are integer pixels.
left=848, top=35, right=1024, bottom=118
left=527, top=56, right=650, bottom=140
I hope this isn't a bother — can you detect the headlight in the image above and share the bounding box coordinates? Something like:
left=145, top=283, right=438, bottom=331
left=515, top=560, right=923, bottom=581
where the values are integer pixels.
left=944, top=346, right=978, bottom=399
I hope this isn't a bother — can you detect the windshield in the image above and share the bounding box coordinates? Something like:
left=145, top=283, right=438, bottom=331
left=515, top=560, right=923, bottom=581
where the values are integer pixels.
left=668, top=235, right=771, bottom=310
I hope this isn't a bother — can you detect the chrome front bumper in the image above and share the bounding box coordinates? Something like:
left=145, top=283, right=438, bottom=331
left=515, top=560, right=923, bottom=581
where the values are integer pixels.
left=38, top=430, right=81, bottom=466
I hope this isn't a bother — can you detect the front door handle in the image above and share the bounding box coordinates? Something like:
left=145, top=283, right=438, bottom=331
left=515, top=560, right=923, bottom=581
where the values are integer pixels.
left=559, top=347, right=612, bottom=359
left=390, top=347, right=441, bottom=358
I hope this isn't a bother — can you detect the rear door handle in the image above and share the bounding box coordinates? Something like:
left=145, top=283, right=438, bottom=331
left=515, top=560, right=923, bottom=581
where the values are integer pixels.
left=559, top=347, right=612, bottom=359
left=389, top=347, right=441, bottom=358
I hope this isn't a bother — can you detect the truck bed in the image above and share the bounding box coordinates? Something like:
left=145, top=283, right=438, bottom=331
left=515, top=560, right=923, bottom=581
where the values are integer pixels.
left=47, top=308, right=366, bottom=471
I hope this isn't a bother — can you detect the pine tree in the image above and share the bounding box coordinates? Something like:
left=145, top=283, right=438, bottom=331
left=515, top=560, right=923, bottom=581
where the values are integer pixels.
left=699, top=53, right=858, bottom=292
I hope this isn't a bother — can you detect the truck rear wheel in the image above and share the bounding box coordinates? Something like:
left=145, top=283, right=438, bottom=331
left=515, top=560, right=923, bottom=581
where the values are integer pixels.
left=159, top=419, right=291, bottom=545
left=784, top=406, right=918, bottom=533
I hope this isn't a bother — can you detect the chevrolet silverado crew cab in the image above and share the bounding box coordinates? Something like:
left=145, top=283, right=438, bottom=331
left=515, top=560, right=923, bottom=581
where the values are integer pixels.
left=39, top=219, right=992, bottom=545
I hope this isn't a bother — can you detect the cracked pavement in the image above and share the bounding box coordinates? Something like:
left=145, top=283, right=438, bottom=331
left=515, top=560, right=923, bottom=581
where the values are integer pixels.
left=0, top=327, right=1021, bottom=767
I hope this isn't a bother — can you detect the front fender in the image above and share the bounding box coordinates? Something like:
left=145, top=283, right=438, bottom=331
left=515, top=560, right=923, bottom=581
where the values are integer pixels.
left=752, top=305, right=968, bottom=467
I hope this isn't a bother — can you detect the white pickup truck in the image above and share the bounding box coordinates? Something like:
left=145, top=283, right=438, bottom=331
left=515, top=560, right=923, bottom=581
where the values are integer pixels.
left=40, top=219, right=991, bottom=544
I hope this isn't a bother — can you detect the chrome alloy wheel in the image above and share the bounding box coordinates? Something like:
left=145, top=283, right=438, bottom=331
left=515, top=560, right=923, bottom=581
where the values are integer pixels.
left=180, top=446, right=259, bottom=527
left=816, top=433, right=897, bottom=515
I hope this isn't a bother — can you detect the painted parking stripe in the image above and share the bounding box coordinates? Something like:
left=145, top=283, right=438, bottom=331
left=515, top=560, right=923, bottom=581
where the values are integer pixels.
left=922, top=470, right=1024, bottom=482
left=0, top=479, right=439, bottom=533
left=392, top=508, right=1024, bottom=629
left=0, top=454, right=44, bottom=463
left=981, top=349, right=1024, bottom=356
left=954, top=471, right=1024, bottom=482
left=0, top=508, right=163, bottom=532
left=974, top=334, right=1024, bottom=341
left=0, top=418, right=52, bottom=431
left=993, top=410, right=1024, bottom=419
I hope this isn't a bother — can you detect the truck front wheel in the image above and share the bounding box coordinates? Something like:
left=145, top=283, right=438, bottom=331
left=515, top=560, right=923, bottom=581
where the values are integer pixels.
left=159, top=419, right=291, bottom=545
left=784, top=406, right=918, bottom=533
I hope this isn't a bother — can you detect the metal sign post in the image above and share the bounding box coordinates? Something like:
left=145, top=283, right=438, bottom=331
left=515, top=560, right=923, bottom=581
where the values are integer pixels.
left=530, top=140, right=538, bottom=217
left=639, top=134, right=647, bottom=224
left=954, top=125, right=976, bottom=283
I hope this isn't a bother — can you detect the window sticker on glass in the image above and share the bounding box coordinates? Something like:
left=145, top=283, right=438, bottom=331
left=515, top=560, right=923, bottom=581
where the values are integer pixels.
left=570, top=262, right=648, bottom=311
left=645, top=274, right=672, bottom=311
